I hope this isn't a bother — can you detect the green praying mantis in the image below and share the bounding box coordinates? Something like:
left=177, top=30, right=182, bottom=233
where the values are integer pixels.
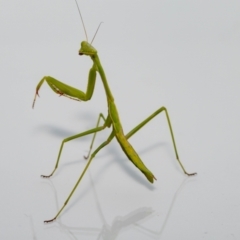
left=32, top=0, right=196, bottom=223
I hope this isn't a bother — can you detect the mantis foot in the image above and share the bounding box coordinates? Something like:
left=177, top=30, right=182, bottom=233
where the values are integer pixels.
left=185, top=172, right=197, bottom=176
left=44, top=217, right=56, bottom=223
left=41, top=169, right=56, bottom=178
left=41, top=174, right=53, bottom=178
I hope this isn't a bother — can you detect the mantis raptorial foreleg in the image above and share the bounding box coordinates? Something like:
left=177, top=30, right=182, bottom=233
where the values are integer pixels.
left=32, top=64, right=97, bottom=108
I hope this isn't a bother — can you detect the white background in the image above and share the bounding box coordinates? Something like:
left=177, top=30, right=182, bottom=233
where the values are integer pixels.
left=1, top=0, right=240, bottom=239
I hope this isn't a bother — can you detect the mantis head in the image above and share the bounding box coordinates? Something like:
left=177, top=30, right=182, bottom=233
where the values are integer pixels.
left=74, top=0, right=101, bottom=57
left=79, top=41, right=97, bottom=56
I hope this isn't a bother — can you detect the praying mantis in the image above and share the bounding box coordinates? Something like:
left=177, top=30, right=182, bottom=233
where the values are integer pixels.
left=32, top=0, right=196, bottom=223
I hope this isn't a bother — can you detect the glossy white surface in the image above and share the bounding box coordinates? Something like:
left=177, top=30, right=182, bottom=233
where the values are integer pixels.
left=1, top=1, right=240, bottom=239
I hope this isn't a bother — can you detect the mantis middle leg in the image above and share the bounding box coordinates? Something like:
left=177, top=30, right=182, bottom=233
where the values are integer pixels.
left=42, top=114, right=111, bottom=178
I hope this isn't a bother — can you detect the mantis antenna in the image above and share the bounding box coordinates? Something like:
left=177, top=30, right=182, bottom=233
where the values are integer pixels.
left=91, top=22, right=103, bottom=44
left=74, top=0, right=88, bottom=42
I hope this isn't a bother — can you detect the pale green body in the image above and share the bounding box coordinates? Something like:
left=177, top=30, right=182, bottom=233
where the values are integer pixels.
left=33, top=41, right=196, bottom=222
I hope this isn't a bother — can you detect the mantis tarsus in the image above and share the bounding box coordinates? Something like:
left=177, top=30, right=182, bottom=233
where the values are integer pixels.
left=32, top=0, right=196, bottom=223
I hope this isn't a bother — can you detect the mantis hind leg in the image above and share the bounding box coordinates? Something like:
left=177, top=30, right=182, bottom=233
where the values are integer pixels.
left=125, top=107, right=196, bottom=176
left=44, top=131, right=115, bottom=223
